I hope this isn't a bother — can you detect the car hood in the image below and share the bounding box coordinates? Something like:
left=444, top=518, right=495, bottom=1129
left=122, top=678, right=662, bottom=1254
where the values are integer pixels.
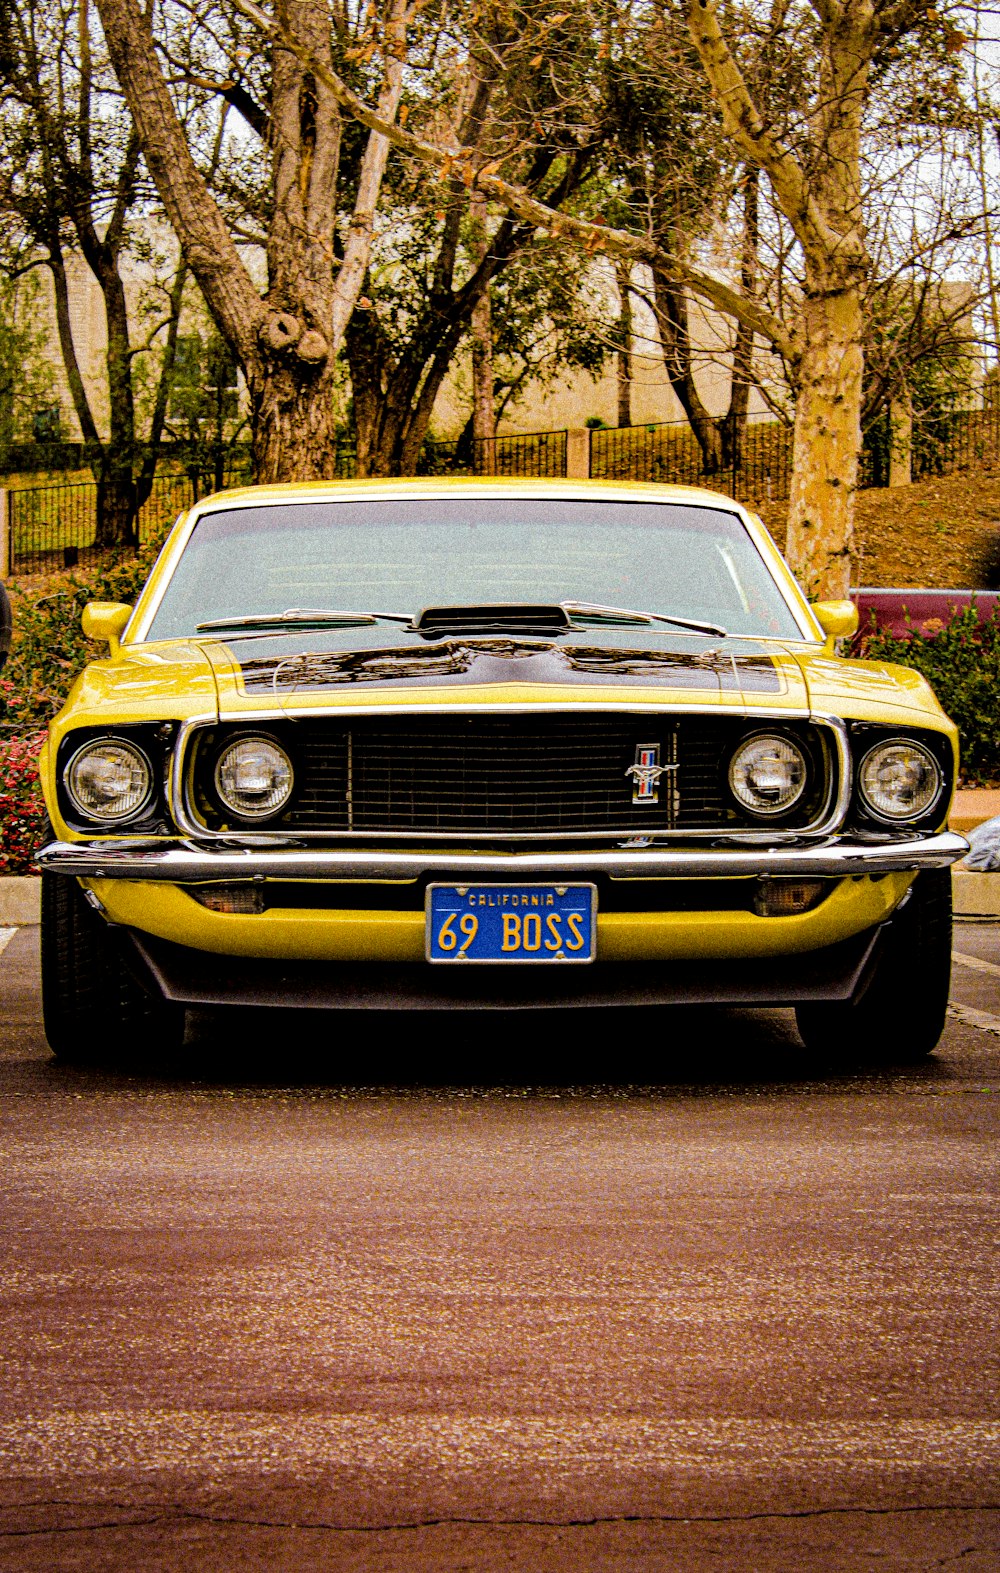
left=790, top=647, right=948, bottom=725
left=55, top=628, right=950, bottom=736
left=194, top=626, right=812, bottom=716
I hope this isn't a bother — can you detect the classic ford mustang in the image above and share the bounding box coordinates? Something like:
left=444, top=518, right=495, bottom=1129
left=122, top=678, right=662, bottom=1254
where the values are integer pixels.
left=37, top=478, right=967, bottom=1062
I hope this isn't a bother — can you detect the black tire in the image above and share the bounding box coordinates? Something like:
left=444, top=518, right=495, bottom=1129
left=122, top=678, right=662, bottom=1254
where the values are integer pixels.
left=795, top=869, right=952, bottom=1062
left=41, top=874, right=185, bottom=1063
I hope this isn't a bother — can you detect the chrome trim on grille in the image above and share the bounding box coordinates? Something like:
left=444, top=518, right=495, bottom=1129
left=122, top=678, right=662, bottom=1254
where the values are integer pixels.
left=39, top=829, right=968, bottom=881
left=168, top=704, right=853, bottom=844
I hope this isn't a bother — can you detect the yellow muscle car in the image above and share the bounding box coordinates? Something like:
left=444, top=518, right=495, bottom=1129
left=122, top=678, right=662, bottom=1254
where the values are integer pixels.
left=36, top=479, right=967, bottom=1063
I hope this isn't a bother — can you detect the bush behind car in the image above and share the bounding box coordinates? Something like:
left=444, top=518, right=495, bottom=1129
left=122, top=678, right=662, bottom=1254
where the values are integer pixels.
left=852, top=604, right=1000, bottom=784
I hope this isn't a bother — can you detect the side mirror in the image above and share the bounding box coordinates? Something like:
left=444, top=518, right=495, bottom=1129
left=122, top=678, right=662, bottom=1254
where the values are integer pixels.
left=812, top=599, right=858, bottom=650
left=82, top=601, right=133, bottom=657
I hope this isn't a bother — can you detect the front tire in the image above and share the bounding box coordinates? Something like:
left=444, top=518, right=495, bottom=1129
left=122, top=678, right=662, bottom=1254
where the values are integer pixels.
left=795, top=869, right=952, bottom=1062
left=41, top=874, right=185, bottom=1063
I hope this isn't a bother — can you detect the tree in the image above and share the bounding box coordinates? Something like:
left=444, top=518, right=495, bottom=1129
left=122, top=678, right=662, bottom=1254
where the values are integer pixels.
left=335, top=0, right=604, bottom=473
left=0, top=275, right=56, bottom=466
left=682, top=0, right=976, bottom=594
left=92, top=0, right=418, bottom=482
left=0, top=0, right=194, bottom=545
left=238, top=0, right=980, bottom=596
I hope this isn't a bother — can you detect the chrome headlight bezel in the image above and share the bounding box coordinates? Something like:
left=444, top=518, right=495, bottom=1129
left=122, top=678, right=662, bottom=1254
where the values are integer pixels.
left=63, top=737, right=155, bottom=825
left=728, top=731, right=809, bottom=819
left=213, top=734, right=295, bottom=822
left=857, top=738, right=944, bottom=824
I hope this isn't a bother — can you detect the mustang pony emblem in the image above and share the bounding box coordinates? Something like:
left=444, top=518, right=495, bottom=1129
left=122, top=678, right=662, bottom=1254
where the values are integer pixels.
left=625, top=743, right=671, bottom=804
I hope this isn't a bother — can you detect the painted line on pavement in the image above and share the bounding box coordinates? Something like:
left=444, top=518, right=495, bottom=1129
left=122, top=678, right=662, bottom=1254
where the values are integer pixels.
left=0, top=928, right=14, bottom=959
left=953, top=950, right=1000, bottom=980
left=949, top=953, right=1000, bottom=1034
left=948, top=1001, right=1000, bottom=1037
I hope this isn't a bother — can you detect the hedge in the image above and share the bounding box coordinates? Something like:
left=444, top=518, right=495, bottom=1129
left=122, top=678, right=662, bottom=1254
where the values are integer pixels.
left=0, top=542, right=166, bottom=873
left=853, top=605, right=1000, bottom=785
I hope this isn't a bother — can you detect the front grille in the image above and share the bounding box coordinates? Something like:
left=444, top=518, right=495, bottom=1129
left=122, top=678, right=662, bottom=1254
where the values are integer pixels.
left=348, top=716, right=684, bottom=833
left=190, top=714, right=832, bottom=838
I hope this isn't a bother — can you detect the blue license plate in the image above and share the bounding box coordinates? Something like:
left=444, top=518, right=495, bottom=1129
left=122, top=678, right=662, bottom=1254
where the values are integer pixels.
left=426, top=883, right=596, bottom=964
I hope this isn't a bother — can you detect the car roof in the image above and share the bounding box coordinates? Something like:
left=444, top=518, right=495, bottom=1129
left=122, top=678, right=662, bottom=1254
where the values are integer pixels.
left=187, top=476, right=749, bottom=515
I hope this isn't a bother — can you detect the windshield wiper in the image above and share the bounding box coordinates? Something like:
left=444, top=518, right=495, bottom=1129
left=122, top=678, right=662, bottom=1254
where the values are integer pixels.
left=561, top=600, right=727, bottom=638
left=195, top=608, right=413, bottom=633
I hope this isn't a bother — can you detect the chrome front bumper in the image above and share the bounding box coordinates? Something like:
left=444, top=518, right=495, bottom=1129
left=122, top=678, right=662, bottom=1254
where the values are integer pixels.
left=37, top=830, right=969, bottom=882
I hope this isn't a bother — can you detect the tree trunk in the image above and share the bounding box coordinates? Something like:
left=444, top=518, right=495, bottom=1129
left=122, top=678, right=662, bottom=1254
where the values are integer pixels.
left=96, top=262, right=140, bottom=547
left=94, top=466, right=138, bottom=550
left=469, top=189, right=495, bottom=476
left=652, top=269, right=724, bottom=473
left=784, top=283, right=863, bottom=599
left=250, top=358, right=342, bottom=482
left=721, top=166, right=758, bottom=472
left=616, top=263, right=632, bottom=429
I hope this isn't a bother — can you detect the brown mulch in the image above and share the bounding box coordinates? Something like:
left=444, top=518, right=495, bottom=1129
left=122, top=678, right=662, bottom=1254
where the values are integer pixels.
left=756, top=464, right=1000, bottom=589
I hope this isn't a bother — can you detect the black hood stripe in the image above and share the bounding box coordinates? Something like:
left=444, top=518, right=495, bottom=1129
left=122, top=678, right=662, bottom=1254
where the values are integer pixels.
left=235, top=637, right=782, bottom=695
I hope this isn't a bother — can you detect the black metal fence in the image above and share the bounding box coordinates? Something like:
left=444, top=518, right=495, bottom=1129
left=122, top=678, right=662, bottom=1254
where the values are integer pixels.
left=8, top=402, right=1000, bottom=577
left=590, top=419, right=792, bottom=504
left=8, top=471, right=198, bottom=576
left=862, top=400, right=1000, bottom=487
left=419, top=429, right=568, bottom=477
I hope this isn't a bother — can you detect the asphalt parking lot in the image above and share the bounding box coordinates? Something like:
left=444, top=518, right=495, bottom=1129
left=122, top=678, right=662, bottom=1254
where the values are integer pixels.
left=0, top=922, right=997, bottom=1571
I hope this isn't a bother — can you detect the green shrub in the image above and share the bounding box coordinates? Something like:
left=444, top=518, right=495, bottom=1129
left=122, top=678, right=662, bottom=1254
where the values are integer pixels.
left=853, top=606, right=1000, bottom=784
left=2, top=542, right=164, bottom=731
left=0, top=730, right=47, bottom=873
left=0, top=542, right=167, bottom=871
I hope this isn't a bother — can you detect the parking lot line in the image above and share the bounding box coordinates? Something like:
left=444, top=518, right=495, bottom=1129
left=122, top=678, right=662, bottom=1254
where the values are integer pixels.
left=0, top=928, right=14, bottom=959
left=948, top=1000, right=1000, bottom=1036
left=953, top=950, right=1000, bottom=979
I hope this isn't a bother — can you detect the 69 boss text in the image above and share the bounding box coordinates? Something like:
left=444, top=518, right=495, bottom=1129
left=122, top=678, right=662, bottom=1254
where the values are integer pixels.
left=436, top=908, right=588, bottom=956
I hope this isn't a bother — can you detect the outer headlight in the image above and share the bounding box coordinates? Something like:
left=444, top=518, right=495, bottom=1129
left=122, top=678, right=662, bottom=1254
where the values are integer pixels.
left=214, top=736, right=293, bottom=820
left=729, top=733, right=808, bottom=817
left=858, top=739, right=942, bottom=822
left=65, top=738, right=154, bottom=822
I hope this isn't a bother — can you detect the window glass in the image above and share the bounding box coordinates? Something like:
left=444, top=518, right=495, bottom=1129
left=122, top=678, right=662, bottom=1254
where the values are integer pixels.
left=145, top=498, right=803, bottom=641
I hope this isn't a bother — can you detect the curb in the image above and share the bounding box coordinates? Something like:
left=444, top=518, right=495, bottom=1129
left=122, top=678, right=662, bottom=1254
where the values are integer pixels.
left=951, top=788, right=1000, bottom=837
left=952, top=871, right=1000, bottom=918
left=0, top=876, right=40, bottom=925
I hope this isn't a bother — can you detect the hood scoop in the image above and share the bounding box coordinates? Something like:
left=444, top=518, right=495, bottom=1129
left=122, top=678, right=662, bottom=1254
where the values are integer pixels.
left=412, top=603, right=571, bottom=638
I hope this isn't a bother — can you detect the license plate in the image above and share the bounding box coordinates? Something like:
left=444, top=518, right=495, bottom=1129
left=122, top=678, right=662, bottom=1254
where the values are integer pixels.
left=426, top=883, right=596, bottom=964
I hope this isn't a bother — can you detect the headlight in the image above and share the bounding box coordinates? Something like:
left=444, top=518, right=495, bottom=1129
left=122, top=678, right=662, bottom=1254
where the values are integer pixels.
left=65, top=738, right=154, bottom=822
left=858, top=739, right=942, bottom=821
left=729, top=733, right=807, bottom=817
left=214, top=736, right=293, bottom=819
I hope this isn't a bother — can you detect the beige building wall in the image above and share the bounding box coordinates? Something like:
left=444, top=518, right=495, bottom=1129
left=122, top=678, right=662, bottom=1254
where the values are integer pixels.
left=430, top=260, right=784, bottom=438
left=37, top=244, right=788, bottom=446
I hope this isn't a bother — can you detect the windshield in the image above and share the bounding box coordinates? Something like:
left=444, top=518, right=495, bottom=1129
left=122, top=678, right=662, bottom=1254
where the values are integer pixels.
left=144, top=498, right=804, bottom=642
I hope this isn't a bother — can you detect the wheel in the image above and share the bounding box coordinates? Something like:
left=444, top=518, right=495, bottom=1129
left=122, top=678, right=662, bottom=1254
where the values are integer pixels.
left=795, top=868, right=952, bottom=1062
left=41, top=874, right=185, bottom=1063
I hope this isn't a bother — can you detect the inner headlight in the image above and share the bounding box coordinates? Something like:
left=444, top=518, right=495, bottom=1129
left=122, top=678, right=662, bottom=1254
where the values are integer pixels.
left=729, top=733, right=807, bottom=817
left=858, top=739, right=942, bottom=821
left=214, top=736, right=293, bottom=820
left=65, top=738, right=154, bottom=822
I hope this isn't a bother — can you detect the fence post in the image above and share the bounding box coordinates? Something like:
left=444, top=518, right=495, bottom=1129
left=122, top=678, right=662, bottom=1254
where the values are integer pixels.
left=566, top=428, right=590, bottom=480
left=0, top=488, right=9, bottom=578
left=888, top=399, right=912, bottom=488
